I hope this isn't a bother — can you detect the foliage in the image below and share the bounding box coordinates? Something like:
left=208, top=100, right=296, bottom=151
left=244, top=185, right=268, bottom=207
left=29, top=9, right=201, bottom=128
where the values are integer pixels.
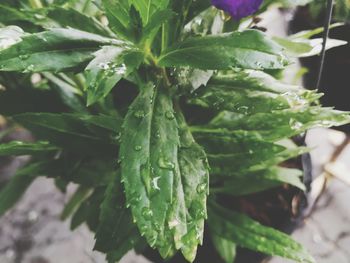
left=0, top=0, right=349, bottom=262
left=309, top=0, right=350, bottom=21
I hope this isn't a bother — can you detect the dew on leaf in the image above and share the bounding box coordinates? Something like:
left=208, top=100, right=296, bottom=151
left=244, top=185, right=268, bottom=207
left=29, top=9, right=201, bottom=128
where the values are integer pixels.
left=141, top=207, right=153, bottom=220
left=289, top=118, right=303, bottom=130
left=158, top=157, right=175, bottom=170
left=165, top=111, right=175, bottom=120
left=114, top=63, right=127, bottom=75
left=151, top=176, right=161, bottom=190
left=19, top=54, right=29, bottom=60
left=196, top=183, right=207, bottom=194
left=134, top=110, right=145, bottom=119
left=98, top=62, right=110, bottom=70
left=129, top=193, right=141, bottom=206
left=134, top=145, right=142, bottom=151
left=22, top=64, right=35, bottom=73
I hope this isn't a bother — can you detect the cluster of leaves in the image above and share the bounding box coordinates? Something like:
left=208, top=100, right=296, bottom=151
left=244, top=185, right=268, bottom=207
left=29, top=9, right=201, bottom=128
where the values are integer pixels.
left=0, top=0, right=349, bottom=262
left=309, top=0, right=350, bottom=21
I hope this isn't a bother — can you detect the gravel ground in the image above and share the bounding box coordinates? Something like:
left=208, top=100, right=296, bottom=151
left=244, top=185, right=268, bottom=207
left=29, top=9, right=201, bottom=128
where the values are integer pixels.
left=269, top=129, right=350, bottom=263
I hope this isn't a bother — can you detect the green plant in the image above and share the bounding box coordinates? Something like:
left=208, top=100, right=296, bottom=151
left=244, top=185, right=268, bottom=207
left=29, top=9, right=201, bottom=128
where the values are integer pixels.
left=0, top=1, right=349, bottom=262
left=309, top=0, right=350, bottom=21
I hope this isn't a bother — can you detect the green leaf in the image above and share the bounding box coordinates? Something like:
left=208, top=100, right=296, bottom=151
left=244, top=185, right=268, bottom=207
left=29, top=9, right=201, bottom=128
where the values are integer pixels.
left=273, top=36, right=347, bottom=57
left=43, top=72, right=87, bottom=113
left=12, top=113, right=119, bottom=155
left=95, top=174, right=146, bottom=262
left=190, top=72, right=318, bottom=115
left=120, top=82, right=177, bottom=258
left=211, top=234, right=236, bottom=263
left=120, top=82, right=209, bottom=261
left=209, top=107, right=350, bottom=141
left=0, top=28, right=122, bottom=73
left=334, top=0, right=350, bottom=21
left=61, top=185, right=92, bottom=220
left=214, top=167, right=305, bottom=196
left=101, top=0, right=131, bottom=39
left=208, top=202, right=315, bottom=263
left=141, top=9, right=173, bottom=46
left=176, top=111, right=209, bottom=261
left=0, top=162, right=46, bottom=217
left=289, top=23, right=344, bottom=40
left=158, top=30, right=288, bottom=70
left=85, top=45, right=143, bottom=106
left=43, top=7, right=112, bottom=37
left=206, top=70, right=303, bottom=94
left=0, top=4, right=30, bottom=25
left=0, top=141, right=59, bottom=156
left=64, top=158, right=117, bottom=187
left=70, top=187, right=105, bottom=231
left=77, top=114, right=122, bottom=133
left=193, top=130, right=287, bottom=172
left=129, top=0, right=170, bottom=25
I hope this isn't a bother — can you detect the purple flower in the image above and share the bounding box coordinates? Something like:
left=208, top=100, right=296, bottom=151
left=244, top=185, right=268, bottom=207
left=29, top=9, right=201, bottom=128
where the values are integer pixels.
left=212, top=0, right=263, bottom=20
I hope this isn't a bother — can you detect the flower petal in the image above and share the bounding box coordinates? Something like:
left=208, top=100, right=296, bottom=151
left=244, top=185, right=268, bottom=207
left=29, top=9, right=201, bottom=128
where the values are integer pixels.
left=212, top=0, right=263, bottom=20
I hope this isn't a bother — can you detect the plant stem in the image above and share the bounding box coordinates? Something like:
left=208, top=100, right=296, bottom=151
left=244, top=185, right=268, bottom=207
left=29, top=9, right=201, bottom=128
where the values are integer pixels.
left=161, top=24, right=167, bottom=53
left=29, top=0, right=43, bottom=8
left=161, top=68, right=171, bottom=87
left=316, top=0, right=334, bottom=92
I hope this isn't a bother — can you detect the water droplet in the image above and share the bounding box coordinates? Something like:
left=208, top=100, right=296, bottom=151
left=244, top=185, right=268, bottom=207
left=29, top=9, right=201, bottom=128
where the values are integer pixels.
left=165, top=111, right=175, bottom=120
left=22, top=64, right=35, bottom=73
left=129, top=193, right=141, bottom=205
left=134, top=145, right=142, bottom=151
left=196, top=183, right=207, bottom=194
left=237, top=106, right=249, bottom=114
left=254, top=61, right=263, bottom=69
left=112, top=132, right=121, bottom=143
left=151, top=176, right=161, bottom=190
left=98, top=62, right=110, bottom=70
left=19, top=54, right=29, bottom=60
left=158, top=158, right=175, bottom=170
left=34, top=14, right=46, bottom=20
left=113, top=63, right=127, bottom=75
left=134, top=110, right=145, bottom=119
left=282, top=91, right=307, bottom=107
left=141, top=207, right=153, bottom=220
left=153, top=222, right=161, bottom=231
left=149, top=231, right=158, bottom=247
left=289, top=118, right=303, bottom=130
left=195, top=210, right=206, bottom=219
left=155, top=130, right=161, bottom=138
